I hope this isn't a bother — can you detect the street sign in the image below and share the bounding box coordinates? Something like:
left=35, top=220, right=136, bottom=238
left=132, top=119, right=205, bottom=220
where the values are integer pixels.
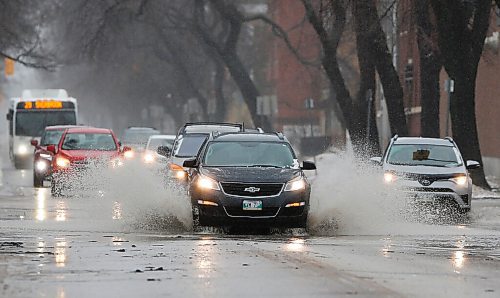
left=4, top=58, right=14, bottom=76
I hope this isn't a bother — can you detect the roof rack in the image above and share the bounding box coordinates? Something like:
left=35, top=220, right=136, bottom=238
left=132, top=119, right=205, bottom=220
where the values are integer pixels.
left=180, top=122, right=244, bottom=133
left=275, top=132, right=285, bottom=140
left=444, top=136, right=454, bottom=143
left=392, top=134, right=399, bottom=140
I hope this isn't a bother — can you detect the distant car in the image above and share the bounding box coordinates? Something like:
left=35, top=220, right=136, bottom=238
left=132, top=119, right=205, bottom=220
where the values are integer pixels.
left=30, top=125, right=85, bottom=187
left=48, top=127, right=131, bottom=196
left=160, top=122, right=244, bottom=183
left=143, top=134, right=176, bottom=164
left=370, top=136, right=480, bottom=213
left=183, top=132, right=316, bottom=228
left=121, top=127, right=160, bottom=158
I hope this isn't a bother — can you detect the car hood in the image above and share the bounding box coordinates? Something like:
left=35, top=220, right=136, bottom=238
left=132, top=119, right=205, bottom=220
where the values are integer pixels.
left=200, top=166, right=301, bottom=183
left=384, top=163, right=466, bottom=176
left=59, top=150, right=119, bottom=161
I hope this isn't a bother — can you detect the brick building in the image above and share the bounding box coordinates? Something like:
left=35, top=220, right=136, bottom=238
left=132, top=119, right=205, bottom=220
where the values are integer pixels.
left=397, top=4, right=500, bottom=176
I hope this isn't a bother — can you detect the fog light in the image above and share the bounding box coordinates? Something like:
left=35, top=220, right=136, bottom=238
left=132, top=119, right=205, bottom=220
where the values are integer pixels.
left=285, top=202, right=305, bottom=208
left=197, top=200, right=218, bottom=206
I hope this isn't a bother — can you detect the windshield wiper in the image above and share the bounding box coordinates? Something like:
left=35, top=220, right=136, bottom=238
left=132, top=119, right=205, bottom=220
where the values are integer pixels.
left=248, top=164, right=282, bottom=168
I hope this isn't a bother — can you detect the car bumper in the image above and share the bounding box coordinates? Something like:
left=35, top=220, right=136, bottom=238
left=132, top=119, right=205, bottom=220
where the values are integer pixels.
left=190, top=187, right=310, bottom=227
left=394, top=180, right=471, bottom=208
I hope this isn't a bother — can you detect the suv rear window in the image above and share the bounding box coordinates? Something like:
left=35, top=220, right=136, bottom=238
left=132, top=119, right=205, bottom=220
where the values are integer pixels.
left=174, top=135, right=208, bottom=157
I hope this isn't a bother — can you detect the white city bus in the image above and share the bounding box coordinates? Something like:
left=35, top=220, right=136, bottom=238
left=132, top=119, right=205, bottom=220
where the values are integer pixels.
left=6, top=89, right=78, bottom=169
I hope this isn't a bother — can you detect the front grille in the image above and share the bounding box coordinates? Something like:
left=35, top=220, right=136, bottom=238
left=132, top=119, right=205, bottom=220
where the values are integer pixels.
left=224, top=207, right=279, bottom=217
left=220, top=182, right=283, bottom=197
left=405, top=187, right=454, bottom=193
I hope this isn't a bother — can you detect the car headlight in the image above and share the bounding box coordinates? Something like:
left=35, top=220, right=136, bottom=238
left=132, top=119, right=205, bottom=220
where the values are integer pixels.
left=450, top=175, right=467, bottom=186
left=35, top=160, right=48, bottom=172
left=284, top=177, right=306, bottom=192
left=197, top=176, right=220, bottom=191
left=17, top=144, right=29, bottom=155
left=56, top=157, right=70, bottom=168
left=384, top=172, right=398, bottom=183
left=144, top=153, right=155, bottom=163
left=123, top=150, right=134, bottom=159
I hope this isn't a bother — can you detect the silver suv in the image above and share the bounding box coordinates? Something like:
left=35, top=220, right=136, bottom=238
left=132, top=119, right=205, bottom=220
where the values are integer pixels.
left=371, top=136, right=480, bottom=213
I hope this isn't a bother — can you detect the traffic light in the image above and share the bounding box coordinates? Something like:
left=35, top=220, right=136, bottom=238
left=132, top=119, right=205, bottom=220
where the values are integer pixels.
left=4, top=58, right=14, bottom=76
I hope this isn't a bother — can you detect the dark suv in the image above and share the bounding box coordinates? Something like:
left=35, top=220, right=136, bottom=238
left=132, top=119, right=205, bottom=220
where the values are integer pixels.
left=183, top=132, right=316, bottom=228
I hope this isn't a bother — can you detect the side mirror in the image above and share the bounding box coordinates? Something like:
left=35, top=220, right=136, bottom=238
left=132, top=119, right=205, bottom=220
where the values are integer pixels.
left=6, top=113, right=12, bottom=121
left=118, top=141, right=122, bottom=147
left=47, top=145, right=57, bottom=154
left=157, top=146, right=171, bottom=157
left=301, top=161, right=316, bottom=170
left=370, top=157, right=382, bottom=165
left=466, top=160, right=481, bottom=170
left=30, top=139, right=39, bottom=147
left=183, top=158, right=197, bottom=168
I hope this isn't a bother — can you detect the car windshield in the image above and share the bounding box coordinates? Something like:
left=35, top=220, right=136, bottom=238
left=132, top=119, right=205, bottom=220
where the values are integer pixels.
left=15, top=111, right=77, bottom=137
left=40, top=130, right=64, bottom=146
left=203, top=141, right=296, bottom=168
left=147, top=138, right=174, bottom=150
left=61, top=133, right=117, bottom=150
left=387, top=144, right=461, bottom=167
left=123, top=130, right=159, bottom=148
left=174, top=134, right=208, bottom=157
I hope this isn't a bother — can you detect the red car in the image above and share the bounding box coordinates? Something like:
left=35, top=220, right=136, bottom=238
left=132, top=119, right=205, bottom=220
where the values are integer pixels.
left=47, top=127, right=131, bottom=195
left=31, top=125, right=84, bottom=187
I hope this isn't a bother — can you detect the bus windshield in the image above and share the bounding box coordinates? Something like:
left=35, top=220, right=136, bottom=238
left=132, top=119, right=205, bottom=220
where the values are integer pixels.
left=15, top=111, right=76, bottom=137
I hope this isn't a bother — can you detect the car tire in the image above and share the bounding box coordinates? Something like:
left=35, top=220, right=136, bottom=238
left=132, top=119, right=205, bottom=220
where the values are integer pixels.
left=33, top=173, right=43, bottom=188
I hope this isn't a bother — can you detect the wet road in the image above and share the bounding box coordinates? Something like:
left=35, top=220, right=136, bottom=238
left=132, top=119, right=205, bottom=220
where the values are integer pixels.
left=1, top=156, right=500, bottom=297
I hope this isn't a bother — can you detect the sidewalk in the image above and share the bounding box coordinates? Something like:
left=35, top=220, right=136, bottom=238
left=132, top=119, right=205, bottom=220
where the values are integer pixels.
left=473, top=176, right=500, bottom=199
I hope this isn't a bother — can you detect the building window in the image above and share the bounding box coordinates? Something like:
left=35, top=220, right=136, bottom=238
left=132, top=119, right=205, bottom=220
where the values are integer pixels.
left=404, top=59, right=414, bottom=109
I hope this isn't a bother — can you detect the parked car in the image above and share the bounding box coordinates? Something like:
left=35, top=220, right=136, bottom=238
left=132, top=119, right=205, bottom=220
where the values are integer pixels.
left=183, top=131, right=316, bottom=228
left=121, top=127, right=160, bottom=159
left=370, top=136, right=480, bottom=213
left=48, top=127, right=131, bottom=195
left=158, top=122, right=243, bottom=183
left=143, top=134, right=176, bottom=164
left=30, top=125, right=84, bottom=187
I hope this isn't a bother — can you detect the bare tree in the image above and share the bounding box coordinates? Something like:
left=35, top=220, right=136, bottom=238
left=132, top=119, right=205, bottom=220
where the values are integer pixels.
left=0, top=0, right=54, bottom=69
left=415, top=0, right=441, bottom=138
left=431, top=0, right=493, bottom=188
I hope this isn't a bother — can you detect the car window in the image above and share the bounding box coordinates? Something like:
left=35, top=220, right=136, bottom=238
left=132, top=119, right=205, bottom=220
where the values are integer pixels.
left=62, top=133, right=117, bottom=151
left=147, top=138, right=174, bottom=150
left=203, top=141, right=295, bottom=168
left=41, top=130, right=64, bottom=146
left=386, top=144, right=461, bottom=167
left=174, top=134, right=208, bottom=157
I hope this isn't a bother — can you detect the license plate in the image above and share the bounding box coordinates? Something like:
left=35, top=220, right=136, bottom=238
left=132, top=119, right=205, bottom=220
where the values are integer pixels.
left=242, top=200, right=263, bottom=211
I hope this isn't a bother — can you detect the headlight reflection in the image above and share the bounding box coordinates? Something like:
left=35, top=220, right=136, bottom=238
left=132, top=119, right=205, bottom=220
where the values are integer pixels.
left=35, top=189, right=48, bottom=221
left=284, top=238, right=306, bottom=252
left=55, top=239, right=67, bottom=267
left=195, top=238, right=216, bottom=279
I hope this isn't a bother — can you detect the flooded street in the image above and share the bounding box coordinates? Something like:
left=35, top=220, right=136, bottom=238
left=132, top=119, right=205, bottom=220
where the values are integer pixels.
left=1, top=151, right=499, bottom=298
